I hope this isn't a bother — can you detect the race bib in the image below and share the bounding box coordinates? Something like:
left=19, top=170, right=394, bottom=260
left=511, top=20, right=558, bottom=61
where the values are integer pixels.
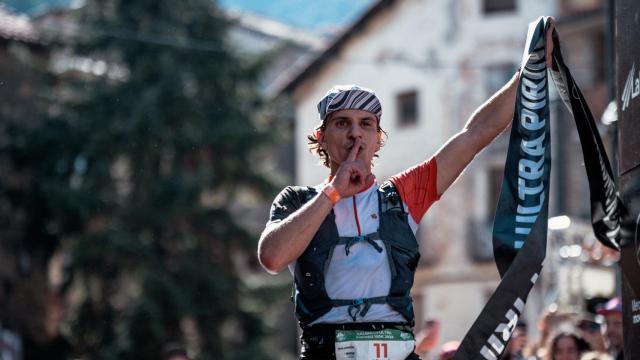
left=334, top=329, right=415, bottom=360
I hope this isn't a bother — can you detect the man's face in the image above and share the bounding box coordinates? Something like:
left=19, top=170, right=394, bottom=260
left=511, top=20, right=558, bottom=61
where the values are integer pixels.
left=319, top=109, right=380, bottom=173
left=604, top=313, right=623, bottom=350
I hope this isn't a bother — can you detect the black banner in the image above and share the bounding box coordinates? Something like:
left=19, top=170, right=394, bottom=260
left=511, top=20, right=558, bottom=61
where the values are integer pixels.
left=616, top=0, right=640, bottom=357
left=455, top=18, right=552, bottom=360
left=454, top=17, right=624, bottom=359
left=548, top=30, right=622, bottom=253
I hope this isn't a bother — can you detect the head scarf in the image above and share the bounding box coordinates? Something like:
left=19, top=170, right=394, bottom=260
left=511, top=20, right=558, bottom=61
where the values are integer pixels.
left=316, top=84, right=382, bottom=122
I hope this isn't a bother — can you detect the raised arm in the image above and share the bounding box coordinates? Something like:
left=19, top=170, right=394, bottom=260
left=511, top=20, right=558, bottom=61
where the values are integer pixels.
left=435, top=19, right=555, bottom=196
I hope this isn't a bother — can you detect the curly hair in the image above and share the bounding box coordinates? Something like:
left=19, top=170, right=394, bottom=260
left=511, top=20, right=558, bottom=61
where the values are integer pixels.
left=307, top=119, right=387, bottom=168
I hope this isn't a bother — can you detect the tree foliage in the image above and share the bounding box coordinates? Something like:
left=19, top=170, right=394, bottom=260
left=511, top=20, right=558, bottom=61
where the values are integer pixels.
left=1, top=0, right=278, bottom=358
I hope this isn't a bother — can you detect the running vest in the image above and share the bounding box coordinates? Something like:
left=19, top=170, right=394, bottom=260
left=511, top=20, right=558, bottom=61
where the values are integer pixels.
left=290, top=181, right=419, bottom=327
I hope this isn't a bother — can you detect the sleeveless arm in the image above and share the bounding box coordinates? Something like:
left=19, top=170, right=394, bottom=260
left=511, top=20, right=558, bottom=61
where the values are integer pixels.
left=267, top=187, right=305, bottom=225
left=258, top=187, right=334, bottom=274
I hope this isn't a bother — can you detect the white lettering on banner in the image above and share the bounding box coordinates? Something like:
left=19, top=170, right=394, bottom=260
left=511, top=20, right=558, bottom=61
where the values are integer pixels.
left=635, top=213, right=640, bottom=265
left=514, top=48, right=547, bottom=249
left=480, top=297, right=526, bottom=360
left=621, top=62, right=640, bottom=112
left=519, top=158, right=544, bottom=181
left=521, top=133, right=545, bottom=156
left=520, top=109, right=545, bottom=131
left=523, top=64, right=546, bottom=79
left=521, top=76, right=547, bottom=101
left=633, top=299, right=640, bottom=325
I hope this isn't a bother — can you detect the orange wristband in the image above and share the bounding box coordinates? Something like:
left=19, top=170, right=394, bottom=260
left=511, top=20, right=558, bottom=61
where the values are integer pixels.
left=322, top=184, right=341, bottom=205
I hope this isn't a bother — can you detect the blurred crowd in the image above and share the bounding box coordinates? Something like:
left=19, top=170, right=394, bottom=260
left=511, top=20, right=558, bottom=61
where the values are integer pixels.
left=415, top=297, right=624, bottom=360
left=0, top=296, right=625, bottom=360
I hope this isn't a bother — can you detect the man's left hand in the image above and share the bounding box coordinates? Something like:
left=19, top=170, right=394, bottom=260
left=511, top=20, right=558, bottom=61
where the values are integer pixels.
left=546, top=17, right=555, bottom=68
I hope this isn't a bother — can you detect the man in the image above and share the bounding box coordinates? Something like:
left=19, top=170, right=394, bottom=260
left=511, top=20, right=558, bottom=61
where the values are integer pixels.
left=415, top=319, right=440, bottom=356
left=258, top=25, right=554, bottom=360
left=597, top=297, right=624, bottom=360
left=439, top=341, right=460, bottom=360
left=577, top=315, right=606, bottom=353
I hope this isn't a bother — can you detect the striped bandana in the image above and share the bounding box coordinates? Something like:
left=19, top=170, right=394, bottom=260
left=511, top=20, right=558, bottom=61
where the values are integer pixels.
left=317, top=85, right=382, bottom=122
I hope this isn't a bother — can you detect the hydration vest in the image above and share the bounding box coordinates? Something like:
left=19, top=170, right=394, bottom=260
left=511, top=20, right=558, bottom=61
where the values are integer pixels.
left=290, top=181, right=420, bottom=327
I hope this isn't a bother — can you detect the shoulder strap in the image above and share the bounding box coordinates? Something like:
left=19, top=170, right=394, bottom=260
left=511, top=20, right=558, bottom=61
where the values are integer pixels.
left=378, top=181, right=405, bottom=213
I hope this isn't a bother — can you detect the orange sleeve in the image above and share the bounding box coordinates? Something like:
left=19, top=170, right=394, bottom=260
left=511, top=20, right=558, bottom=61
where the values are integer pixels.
left=389, top=157, right=440, bottom=224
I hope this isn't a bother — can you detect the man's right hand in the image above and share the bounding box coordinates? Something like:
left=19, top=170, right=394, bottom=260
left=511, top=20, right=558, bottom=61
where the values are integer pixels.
left=330, top=138, right=374, bottom=198
left=260, top=141, right=369, bottom=273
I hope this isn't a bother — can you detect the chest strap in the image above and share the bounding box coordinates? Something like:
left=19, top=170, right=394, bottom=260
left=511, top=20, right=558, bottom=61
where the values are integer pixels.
left=332, top=296, right=388, bottom=321
left=337, top=231, right=383, bottom=256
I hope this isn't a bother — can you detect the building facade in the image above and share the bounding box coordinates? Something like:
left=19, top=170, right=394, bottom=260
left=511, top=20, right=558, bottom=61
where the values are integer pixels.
left=280, top=0, right=615, bottom=350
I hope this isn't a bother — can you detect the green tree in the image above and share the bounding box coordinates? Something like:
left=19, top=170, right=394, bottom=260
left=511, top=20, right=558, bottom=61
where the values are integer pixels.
left=0, top=30, right=61, bottom=356
left=3, top=0, right=279, bottom=359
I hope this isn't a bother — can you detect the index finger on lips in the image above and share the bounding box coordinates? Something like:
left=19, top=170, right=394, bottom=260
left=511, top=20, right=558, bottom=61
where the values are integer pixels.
left=347, top=138, right=361, bottom=162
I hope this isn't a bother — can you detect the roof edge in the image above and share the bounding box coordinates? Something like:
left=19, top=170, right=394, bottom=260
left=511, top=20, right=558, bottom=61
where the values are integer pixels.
left=278, top=0, right=397, bottom=96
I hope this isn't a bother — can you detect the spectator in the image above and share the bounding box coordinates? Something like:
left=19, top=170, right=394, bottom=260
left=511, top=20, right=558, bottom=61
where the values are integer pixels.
left=438, top=340, right=460, bottom=360
left=596, top=297, right=623, bottom=360
left=415, top=319, right=441, bottom=356
left=532, top=306, right=574, bottom=359
left=576, top=316, right=606, bottom=353
left=502, top=321, right=530, bottom=360
left=543, top=332, right=590, bottom=360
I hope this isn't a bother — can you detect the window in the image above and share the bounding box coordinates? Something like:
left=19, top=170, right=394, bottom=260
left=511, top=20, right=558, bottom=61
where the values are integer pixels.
left=485, top=63, right=517, bottom=96
left=483, top=0, right=516, bottom=14
left=396, top=90, right=418, bottom=127
left=559, top=0, right=602, bottom=16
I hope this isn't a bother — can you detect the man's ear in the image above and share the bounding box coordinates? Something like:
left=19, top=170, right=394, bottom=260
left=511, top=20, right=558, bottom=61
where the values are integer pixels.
left=315, top=130, right=325, bottom=148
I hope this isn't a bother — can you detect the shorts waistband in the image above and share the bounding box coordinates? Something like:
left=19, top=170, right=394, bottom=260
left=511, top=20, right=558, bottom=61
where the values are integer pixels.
left=304, top=322, right=411, bottom=332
